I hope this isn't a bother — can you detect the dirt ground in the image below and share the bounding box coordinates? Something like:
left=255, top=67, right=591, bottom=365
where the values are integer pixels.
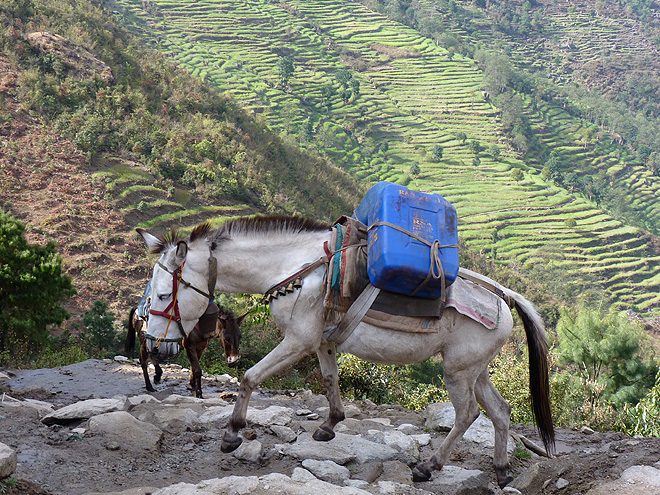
left=1, top=360, right=660, bottom=495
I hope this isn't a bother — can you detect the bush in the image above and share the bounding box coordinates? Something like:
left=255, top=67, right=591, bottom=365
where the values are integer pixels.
left=338, top=354, right=448, bottom=410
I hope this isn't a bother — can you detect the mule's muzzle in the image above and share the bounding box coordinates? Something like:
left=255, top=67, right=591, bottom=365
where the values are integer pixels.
left=145, top=336, right=182, bottom=360
left=226, top=355, right=240, bottom=368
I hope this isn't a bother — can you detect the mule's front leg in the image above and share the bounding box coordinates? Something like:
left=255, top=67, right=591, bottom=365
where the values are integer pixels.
left=312, top=343, right=345, bottom=442
left=221, top=337, right=312, bottom=453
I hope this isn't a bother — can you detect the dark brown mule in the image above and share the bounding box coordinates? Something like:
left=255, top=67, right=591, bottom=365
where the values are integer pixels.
left=125, top=305, right=245, bottom=398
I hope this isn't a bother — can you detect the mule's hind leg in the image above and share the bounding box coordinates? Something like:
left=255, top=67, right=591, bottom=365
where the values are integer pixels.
left=153, top=360, right=163, bottom=384
left=412, top=373, right=480, bottom=482
left=312, top=343, right=345, bottom=442
left=221, top=337, right=313, bottom=453
left=475, top=368, right=513, bottom=487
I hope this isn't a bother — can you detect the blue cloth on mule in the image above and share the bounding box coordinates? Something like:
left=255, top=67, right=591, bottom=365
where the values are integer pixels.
left=137, top=280, right=152, bottom=319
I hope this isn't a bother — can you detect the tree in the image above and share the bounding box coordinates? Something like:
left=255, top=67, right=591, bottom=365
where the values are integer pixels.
left=274, top=56, right=295, bottom=87
left=456, top=132, right=467, bottom=144
left=489, top=144, right=501, bottom=161
left=321, top=84, right=336, bottom=111
left=556, top=306, right=658, bottom=407
left=410, top=163, right=421, bottom=176
left=0, top=210, right=76, bottom=352
left=81, top=300, right=118, bottom=354
left=468, top=139, right=483, bottom=155
left=432, top=144, right=444, bottom=162
left=510, top=168, right=524, bottom=182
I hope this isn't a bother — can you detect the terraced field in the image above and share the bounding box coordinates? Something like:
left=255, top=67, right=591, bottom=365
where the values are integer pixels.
left=109, top=0, right=660, bottom=313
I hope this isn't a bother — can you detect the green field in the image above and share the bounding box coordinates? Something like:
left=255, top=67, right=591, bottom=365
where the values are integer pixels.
left=109, top=0, right=660, bottom=313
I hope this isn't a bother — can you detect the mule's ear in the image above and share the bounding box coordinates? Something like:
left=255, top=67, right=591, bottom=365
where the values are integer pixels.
left=137, top=228, right=160, bottom=251
left=236, top=312, right=249, bottom=325
left=175, top=240, right=188, bottom=261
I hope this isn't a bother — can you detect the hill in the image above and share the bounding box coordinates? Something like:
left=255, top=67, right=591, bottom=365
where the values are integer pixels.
left=104, top=0, right=660, bottom=314
left=4, top=0, right=660, bottom=323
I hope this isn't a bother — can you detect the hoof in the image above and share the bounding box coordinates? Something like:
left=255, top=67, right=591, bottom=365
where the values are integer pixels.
left=412, top=464, right=432, bottom=483
left=221, top=434, right=242, bottom=453
left=312, top=426, right=335, bottom=442
left=146, top=385, right=156, bottom=392
left=495, top=468, right=514, bottom=488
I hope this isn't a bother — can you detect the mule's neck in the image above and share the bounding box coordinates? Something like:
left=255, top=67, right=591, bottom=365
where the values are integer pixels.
left=212, top=230, right=330, bottom=295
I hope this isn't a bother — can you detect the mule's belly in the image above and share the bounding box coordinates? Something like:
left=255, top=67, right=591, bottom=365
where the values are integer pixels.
left=337, top=321, right=446, bottom=365
left=337, top=305, right=513, bottom=367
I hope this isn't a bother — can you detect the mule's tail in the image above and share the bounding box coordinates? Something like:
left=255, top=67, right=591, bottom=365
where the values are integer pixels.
left=125, top=307, right=137, bottom=356
left=503, top=288, right=555, bottom=456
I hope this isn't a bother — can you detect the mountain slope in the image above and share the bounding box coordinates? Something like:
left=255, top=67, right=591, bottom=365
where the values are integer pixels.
left=106, top=0, right=660, bottom=313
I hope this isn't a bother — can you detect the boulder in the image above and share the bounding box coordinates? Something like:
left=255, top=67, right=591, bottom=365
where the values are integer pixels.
left=88, top=411, right=163, bottom=453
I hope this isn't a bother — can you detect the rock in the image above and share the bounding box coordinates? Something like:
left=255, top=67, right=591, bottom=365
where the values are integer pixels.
left=586, top=465, right=660, bottom=495
left=270, top=424, right=298, bottom=443
left=422, top=465, right=490, bottom=495
left=0, top=396, right=54, bottom=419
left=233, top=440, right=263, bottom=463
left=580, top=426, right=595, bottom=435
left=556, top=477, right=569, bottom=489
left=114, top=356, right=129, bottom=362
left=127, top=395, right=161, bottom=407
left=142, top=406, right=199, bottom=433
left=509, top=462, right=540, bottom=492
left=378, top=460, right=413, bottom=484
left=88, top=411, right=163, bottom=453
left=152, top=473, right=373, bottom=495
left=0, top=442, right=17, bottom=478
left=41, top=397, right=128, bottom=425
left=425, top=402, right=514, bottom=452
left=367, top=429, right=420, bottom=463
left=247, top=405, right=295, bottom=427
left=291, top=467, right=317, bottom=482
left=301, top=459, right=351, bottom=484
left=276, top=432, right=398, bottom=465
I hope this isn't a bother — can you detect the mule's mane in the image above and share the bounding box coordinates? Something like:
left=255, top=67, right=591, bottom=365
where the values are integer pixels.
left=214, top=215, right=330, bottom=240
left=145, top=227, right=186, bottom=254
left=145, top=222, right=212, bottom=254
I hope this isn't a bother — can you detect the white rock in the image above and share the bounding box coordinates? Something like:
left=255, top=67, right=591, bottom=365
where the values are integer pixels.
left=88, top=411, right=163, bottom=453
left=0, top=442, right=17, bottom=478
left=233, top=440, right=263, bottom=463
left=302, top=459, right=351, bottom=484
left=42, top=397, right=128, bottom=425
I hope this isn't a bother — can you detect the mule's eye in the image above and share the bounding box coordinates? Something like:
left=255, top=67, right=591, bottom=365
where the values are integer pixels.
left=158, top=293, right=172, bottom=301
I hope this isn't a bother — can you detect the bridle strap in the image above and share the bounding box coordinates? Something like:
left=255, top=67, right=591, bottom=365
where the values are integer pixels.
left=149, top=254, right=216, bottom=341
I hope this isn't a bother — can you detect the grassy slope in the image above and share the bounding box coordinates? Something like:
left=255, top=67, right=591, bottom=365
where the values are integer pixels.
left=107, top=0, right=660, bottom=313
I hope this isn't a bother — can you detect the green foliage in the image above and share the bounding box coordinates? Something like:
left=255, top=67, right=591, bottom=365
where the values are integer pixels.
left=0, top=476, right=17, bottom=494
left=556, top=306, right=658, bottom=408
left=510, top=168, right=524, bottom=182
left=0, top=210, right=76, bottom=354
left=274, top=56, right=295, bottom=87
left=79, top=300, right=121, bottom=355
left=338, top=354, right=448, bottom=410
left=619, top=369, right=660, bottom=436
left=410, top=163, right=421, bottom=176
left=432, top=144, right=444, bottom=162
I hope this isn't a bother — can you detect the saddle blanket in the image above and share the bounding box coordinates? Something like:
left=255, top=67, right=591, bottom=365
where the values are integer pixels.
left=361, top=275, right=502, bottom=333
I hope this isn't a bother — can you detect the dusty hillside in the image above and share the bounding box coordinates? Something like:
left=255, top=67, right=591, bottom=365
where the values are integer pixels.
left=1, top=57, right=160, bottom=324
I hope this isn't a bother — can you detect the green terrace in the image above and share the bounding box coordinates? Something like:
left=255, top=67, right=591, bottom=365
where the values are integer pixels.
left=111, top=0, right=660, bottom=313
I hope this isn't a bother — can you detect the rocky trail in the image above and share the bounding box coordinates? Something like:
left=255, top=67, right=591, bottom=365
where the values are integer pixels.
left=1, top=359, right=660, bottom=495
